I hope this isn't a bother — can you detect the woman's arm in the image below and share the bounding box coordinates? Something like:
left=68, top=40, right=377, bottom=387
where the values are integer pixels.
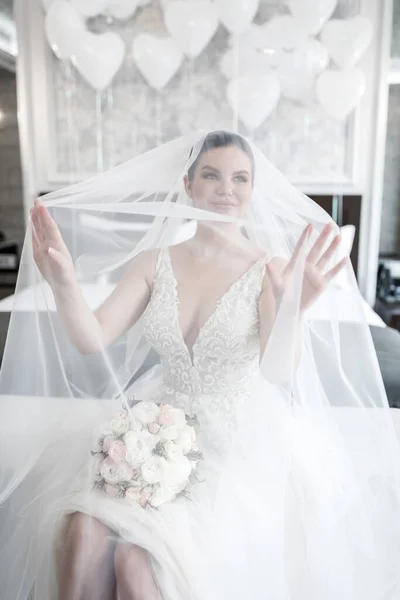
left=32, top=200, right=156, bottom=354
left=259, top=257, right=303, bottom=378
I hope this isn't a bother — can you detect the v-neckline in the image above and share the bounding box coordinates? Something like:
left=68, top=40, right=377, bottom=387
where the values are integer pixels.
left=164, top=247, right=264, bottom=365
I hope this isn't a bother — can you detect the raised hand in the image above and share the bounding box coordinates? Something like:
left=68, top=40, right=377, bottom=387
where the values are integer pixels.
left=31, top=199, right=76, bottom=288
left=266, top=223, right=347, bottom=314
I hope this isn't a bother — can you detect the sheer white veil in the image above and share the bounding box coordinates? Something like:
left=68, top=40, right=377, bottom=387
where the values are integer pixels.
left=1, top=130, right=400, bottom=599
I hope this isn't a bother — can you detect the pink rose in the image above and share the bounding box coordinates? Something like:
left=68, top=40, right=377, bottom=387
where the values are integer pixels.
left=105, top=484, right=119, bottom=497
left=139, top=491, right=152, bottom=508
left=158, top=404, right=175, bottom=426
left=148, top=422, right=161, bottom=434
left=102, top=435, right=115, bottom=453
left=108, top=440, right=126, bottom=463
left=158, top=405, right=186, bottom=429
left=125, top=486, right=141, bottom=504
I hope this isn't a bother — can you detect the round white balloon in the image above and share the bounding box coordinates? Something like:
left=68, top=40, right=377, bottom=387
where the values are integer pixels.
left=320, top=16, right=373, bottom=69
left=72, top=31, right=125, bottom=90
left=227, top=72, right=280, bottom=130
left=277, top=39, right=329, bottom=101
left=107, top=0, right=140, bottom=19
left=215, top=0, right=260, bottom=35
left=132, top=34, right=183, bottom=90
left=164, top=1, right=219, bottom=58
left=70, top=0, right=108, bottom=18
left=287, top=0, right=337, bottom=35
left=45, top=0, right=85, bottom=60
left=316, top=68, right=366, bottom=120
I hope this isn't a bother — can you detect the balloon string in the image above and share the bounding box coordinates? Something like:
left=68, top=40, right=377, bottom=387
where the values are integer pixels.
left=95, top=91, right=104, bottom=173
left=155, top=91, right=162, bottom=146
left=106, top=87, right=115, bottom=169
left=232, top=36, right=239, bottom=132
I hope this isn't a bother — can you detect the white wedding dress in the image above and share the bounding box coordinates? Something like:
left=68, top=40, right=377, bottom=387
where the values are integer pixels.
left=1, top=247, right=393, bottom=600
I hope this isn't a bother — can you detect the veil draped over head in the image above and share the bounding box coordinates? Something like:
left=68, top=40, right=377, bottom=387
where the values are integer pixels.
left=1, top=130, right=400, bottom=599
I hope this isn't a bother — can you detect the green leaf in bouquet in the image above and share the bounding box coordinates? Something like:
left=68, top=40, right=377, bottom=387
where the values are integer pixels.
left=185, top=414, right=199, bottom=427
left=186, top=450, right=203, bottom=462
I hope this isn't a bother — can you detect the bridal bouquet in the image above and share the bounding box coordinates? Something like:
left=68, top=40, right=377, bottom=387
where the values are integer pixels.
left=91, top=401, right=202, bottom=508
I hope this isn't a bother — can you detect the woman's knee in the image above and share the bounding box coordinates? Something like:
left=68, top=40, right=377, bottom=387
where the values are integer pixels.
left=65, top=512, right=114, bottom=556
left=114, top=543, right=149, bottom=580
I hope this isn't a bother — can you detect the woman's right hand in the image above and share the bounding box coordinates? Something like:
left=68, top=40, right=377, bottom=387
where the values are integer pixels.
left=31, top=199, right=76, bottom=288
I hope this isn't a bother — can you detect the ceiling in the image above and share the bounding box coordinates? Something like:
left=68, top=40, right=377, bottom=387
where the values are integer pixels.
left=0, top=0, right=16, bottom=72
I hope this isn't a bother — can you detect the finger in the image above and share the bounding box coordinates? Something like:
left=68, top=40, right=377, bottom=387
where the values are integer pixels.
left=285, top=224, right=313, bottom=274
left=39, top=205, right=64, bottom=247
left=316, top=234, right=341, bottom=271
left=324, top=257, right=348, bottom=283
left=307, top=223, right=334, bottom=265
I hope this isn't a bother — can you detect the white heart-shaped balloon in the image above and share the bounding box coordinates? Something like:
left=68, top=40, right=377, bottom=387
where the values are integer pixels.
left=132, top=34, right=183, bottom=90
left=215, top=0, right=260, bottom=35
left=263, top=15, right=308, bottom=55
left=73, top=31, right=125, bottom=90
left=320, top=16, right=373, bottom=69
left=277, top=39, right=329, bottom=101
left=107, top=0, right=140, bottom=19
left=227, top=72, right=280, bottom=130
left=316, top=68, right=366, bottom=120
left=164, top=1, right=219, bottom=58
left=45, top=0, right=85, bottom=60
left=220, top=45, right=268, bottom=80
left=70, top=0, right=108, bottom=18
left=287, top=0, right=337, bottom=35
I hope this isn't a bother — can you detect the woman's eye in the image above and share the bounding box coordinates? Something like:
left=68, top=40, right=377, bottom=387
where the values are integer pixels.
left=234, top=175, right=248, bottom=183
left=203, top=173, right=217, bottom=180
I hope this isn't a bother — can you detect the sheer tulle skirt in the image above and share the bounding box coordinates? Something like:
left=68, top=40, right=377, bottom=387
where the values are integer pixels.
left=1, top=373, right=399, bottom=600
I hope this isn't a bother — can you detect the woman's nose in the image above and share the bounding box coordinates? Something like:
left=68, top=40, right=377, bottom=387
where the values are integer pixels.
left=217, top=178, right=233, bottom=195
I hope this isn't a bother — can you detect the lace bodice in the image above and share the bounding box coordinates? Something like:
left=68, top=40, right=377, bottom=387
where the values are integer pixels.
left=143, top=248, right=265, bottom=399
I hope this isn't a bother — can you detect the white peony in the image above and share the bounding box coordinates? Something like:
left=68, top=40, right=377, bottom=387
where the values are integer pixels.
left=149, top=482, right=182, bottom=508
left=131, top=402, right=161, bottom=425
left=124, top=430, right=158, bottom=467
left=175, top=426, right=196, bottom=454
left=129, top=418, right=143, bottom=432
left=141, top=456, right=167, bottom=485
left=159, top=425, right=179, bottom=441
left=100, top=457, right=132, bottom=484
left=164, top=456, right=192, bottom=487
left=163, top=441, right=184, bottom=463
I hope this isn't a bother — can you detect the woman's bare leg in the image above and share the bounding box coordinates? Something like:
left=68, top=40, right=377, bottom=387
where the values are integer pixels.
left=57, top=512, right=116, bottom=600
left=114, top=542, right=162, bottom=600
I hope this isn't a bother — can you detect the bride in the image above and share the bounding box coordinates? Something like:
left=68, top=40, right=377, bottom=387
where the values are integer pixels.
left=1, top=130, right=400, bottom=600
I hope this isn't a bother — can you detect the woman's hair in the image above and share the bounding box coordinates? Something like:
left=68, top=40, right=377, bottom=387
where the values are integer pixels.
left=187, top=130, right=255, bottom=183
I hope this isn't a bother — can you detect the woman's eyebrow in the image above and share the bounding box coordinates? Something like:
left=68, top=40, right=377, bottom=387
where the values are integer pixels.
left=201, top=165, right=220, bottom=172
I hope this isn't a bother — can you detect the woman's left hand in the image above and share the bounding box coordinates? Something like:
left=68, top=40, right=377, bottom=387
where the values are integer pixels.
left=266, top=223, right=347, bottom=314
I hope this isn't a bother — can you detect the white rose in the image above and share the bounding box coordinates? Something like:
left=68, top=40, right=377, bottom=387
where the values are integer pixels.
left=100, top=457, right=132, bottom=484
left=109, top=412, right=130, bottom=436
left=175, top=426, right=196, bottom=454
left=163, top=441, right=184, bottom=463
left=164, top=457, right=192, bottom=487
left=149, top=482, right=180, bottom=508
left=141, top=456, right=167, bottom=485
left=159, top=425, right=179, bottom=441
left=124, top=430, right=158, bottom=467
left=131, top=402, right=160, bottom=425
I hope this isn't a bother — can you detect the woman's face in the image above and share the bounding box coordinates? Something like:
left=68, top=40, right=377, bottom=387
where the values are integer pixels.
left=184, top=145, right=253, bottom=218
